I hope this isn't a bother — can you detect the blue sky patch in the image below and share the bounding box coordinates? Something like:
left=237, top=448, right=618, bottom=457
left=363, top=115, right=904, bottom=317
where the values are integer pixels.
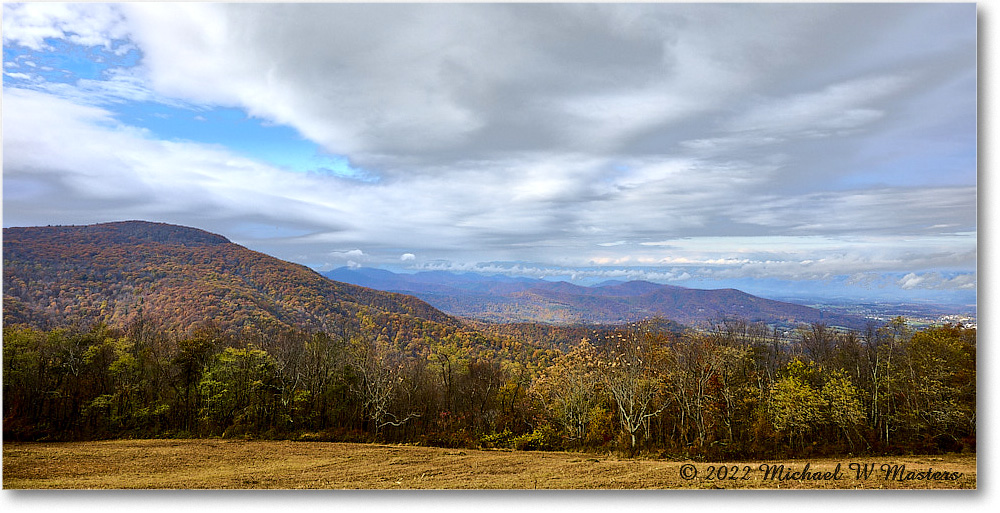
left=3, top=38, right=138, bottom=83
left=110, top=103, right=372, bottom=179
left=3, top=35, right=370, bottom=181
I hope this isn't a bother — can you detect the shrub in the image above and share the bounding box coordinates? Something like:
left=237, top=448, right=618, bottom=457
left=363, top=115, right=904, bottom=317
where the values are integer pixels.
left=480, top=429, right=514, bottom=449
left=512, top=424, right=561, bottom=451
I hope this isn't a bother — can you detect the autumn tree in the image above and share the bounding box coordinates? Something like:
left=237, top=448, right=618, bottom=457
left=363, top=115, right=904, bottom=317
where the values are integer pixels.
left=294, top=332, right=347, bottom=429
left=897, top=324, right=976, bottom=450
left=460, top=356, right=506, bottom=434
left=347, top=336, right=419, bottom=438
left=864, top=317, right=910, bottom=446
left=798, top=323, right=837, bottom=366
left=531, top=340, right=601, bottom=445
left=665, top=332, right=750, bottom=449
left=597, top=327, right=671, bottom=450
left=768, top=359, right=826, bottom=451
left=821, top=369, right=865, bottom=450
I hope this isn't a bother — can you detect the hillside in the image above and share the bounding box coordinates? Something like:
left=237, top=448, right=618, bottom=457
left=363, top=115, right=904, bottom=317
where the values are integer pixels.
left=325, top=267, right=865, bottom=328
left=2, top=221, right=455, bottom=335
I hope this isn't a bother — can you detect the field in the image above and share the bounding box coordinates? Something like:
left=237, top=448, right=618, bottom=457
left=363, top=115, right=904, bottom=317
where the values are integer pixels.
left=2, top=439, right=976, bottom=489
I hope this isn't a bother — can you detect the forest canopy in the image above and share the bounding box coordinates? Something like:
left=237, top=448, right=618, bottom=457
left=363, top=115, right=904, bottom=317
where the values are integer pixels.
left=2, top=317, right=975, bottom=458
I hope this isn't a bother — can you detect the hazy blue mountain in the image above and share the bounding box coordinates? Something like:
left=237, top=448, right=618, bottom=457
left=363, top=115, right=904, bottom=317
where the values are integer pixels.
left=322, top=267, right=866, bottom=328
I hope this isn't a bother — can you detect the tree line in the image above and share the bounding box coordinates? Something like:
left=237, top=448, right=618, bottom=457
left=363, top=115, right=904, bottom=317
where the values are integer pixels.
left=2, top=316, right=974, bottom=459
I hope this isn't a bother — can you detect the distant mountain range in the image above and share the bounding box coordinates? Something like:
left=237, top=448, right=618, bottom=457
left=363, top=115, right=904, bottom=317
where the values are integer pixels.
left=3, top=221, right=455, bottom=335
left=324, top=267, right=866, bottom=329
left=1, top=220, right=867, bottom=335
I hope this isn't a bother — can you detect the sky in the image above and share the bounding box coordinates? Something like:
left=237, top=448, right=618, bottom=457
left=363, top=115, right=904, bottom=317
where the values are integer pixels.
left=1, top=2, right=978, bottom=305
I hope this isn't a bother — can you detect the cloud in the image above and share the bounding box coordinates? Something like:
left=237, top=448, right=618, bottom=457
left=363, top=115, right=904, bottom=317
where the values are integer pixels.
left=330, top=249, right=366, bottom=259
left=3, top=86, right=977, bottom=281
left=725, top=75, right=909, bottom=138
left=727, top=187, right=977, bottom=236
left=3, top=71, right=33, bottom=80
left=110, top=3, right=972, bottom=170
left=2, top=3, right=977, bottom=302
left=36, top=67, right=184, bottom=107
left=410, top=261, right=696, bottom=284
left=898, top=272, right=977, bottom=291
left=2, top=3, right=130, bottom=50
left=3, top=88, right=348, bottom=236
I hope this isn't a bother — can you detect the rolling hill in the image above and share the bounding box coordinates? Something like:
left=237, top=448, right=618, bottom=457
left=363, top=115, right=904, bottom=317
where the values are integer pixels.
left=325, top=267, right=865, bottom=328
left=2, top=221, right=456, bottom=336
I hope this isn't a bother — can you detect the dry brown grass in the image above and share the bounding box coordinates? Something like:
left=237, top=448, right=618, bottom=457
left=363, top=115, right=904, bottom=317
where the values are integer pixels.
left=2, top=439, right=976, bottom=489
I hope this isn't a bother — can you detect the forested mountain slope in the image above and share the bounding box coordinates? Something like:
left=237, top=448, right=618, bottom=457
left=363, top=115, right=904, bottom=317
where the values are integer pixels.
left=2, top=221, right=455, bottom=335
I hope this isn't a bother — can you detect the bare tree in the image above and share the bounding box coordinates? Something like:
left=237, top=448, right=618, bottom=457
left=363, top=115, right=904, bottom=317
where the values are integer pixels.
left=347, top=337, right=419, bottom=437
left=667, top=333, right=750, bottom=447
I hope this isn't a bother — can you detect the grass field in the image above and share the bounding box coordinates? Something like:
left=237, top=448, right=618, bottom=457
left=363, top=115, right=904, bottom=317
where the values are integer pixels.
left=2, top=439, right=976, bottom=489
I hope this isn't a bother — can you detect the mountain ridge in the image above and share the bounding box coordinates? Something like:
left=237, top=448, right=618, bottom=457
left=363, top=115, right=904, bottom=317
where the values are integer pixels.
left=3, top=221, right=456, bottom=335
left=2, top=220, right=865, bottom=333
left=323, top=267, right=865, bottom=328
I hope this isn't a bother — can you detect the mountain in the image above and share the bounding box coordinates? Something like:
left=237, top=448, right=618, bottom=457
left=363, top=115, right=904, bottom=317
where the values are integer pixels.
left=2, top=221, right=455, bottom=335
left=1, top=221, right=864, bottom=336
left=324, top=267, right=866, bottom=328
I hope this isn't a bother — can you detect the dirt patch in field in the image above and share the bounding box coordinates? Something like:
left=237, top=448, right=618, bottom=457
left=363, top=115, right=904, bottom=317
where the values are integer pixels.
left=2, top=439, right=977, bottom=489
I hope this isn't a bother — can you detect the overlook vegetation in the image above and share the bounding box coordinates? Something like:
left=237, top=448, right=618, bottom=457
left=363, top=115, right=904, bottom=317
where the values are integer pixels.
left=2, top=222, right=976, bottom=459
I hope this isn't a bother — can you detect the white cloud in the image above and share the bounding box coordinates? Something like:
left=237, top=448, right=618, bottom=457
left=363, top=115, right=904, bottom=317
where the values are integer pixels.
left=330, top=249, right=365, bottom=259
left=3, top=86, right=977, bottom=283
left=2, top=3, right=129, bottom=50
left=3, top=71, right=33, bottom=80
left=2, top=4, right=977, bottom=302
left=106, top=3, right=943, bottom=169
left=898, top=272, right=977, bottom=291
left=410, top=261, right=696, bottom=284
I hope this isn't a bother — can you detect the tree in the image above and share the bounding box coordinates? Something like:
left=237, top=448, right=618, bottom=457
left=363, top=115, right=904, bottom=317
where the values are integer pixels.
left=597, top=328, right=671, bottom=450
left=172, top=328, right=219, bottom=432
left=864, top=317, right=909, bottom=446
left=821, top=370, right=865, bottom=450
left=898, top=324, right=976, bottom=449
left=460, top=356, right=506, bottom=434
left=198, top=345, right=280, bottom=435
left=798, top=323, right=836, bottom=366
left=295, top=332, right=346, bottom=429
left=428, top=338, right=470, bottom=416
left=347, top=336, right=419, bottom=437
left=531, top=340, right=601, bottom=445
left=768, top=359, right=826, bottom=451
left=2, top=326, right=49, bottom=438
left=665, top=332, right=749, bottom=449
